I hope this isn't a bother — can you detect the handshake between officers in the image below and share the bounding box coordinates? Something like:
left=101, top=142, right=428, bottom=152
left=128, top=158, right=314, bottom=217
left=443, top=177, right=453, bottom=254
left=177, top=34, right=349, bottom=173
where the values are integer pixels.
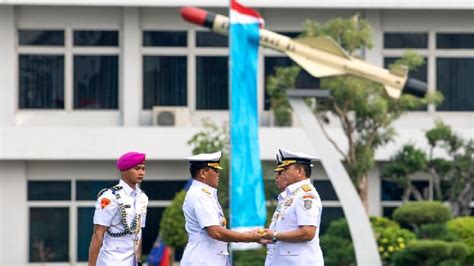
left=180, top=149, right=324, bottom=266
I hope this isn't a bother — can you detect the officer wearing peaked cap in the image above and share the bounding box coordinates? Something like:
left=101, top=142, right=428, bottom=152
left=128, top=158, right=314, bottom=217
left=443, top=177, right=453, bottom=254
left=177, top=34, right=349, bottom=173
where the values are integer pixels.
left=264, top=152, right=289, bottom=266
left=261, top=149, right=324, bottom=266
left=88, top=152, right=149, bottom=266
left=181, top=151, right=263, bottom=266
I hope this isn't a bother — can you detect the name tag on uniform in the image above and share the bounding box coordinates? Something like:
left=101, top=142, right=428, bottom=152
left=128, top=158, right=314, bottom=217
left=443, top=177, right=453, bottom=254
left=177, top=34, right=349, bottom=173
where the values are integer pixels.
left=124, top=205, right=131, bottom=208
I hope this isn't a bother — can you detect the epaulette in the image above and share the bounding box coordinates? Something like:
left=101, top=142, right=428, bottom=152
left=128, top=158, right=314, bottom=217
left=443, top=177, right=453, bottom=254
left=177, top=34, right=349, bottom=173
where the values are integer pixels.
left=301, top=184, right=312, bottom=192
left=97, top=185, right=123, bottom=199
left=201, top=188, right=212, bottom=195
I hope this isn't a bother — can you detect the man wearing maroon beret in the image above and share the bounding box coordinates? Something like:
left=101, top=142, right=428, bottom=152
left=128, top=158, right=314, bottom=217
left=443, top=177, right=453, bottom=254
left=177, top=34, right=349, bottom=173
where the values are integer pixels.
left=88, top=152, right=149, bottom=266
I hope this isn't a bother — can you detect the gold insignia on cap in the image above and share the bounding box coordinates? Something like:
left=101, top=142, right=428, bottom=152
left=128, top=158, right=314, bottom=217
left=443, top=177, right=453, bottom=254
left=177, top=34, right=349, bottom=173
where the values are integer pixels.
left=302, top=184, right=312, bottom=192
left=280, top=160, right=297, bottom=167
left=207, top=162, right=223, bottom=170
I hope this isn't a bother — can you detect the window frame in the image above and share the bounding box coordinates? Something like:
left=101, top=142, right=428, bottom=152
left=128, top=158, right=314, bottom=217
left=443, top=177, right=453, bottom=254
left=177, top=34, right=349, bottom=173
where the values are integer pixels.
left=26, top=177, right=181, bottom=264
left=17, top=27, right=120, bottom=112
left=382, top=30, right=474, bottom=112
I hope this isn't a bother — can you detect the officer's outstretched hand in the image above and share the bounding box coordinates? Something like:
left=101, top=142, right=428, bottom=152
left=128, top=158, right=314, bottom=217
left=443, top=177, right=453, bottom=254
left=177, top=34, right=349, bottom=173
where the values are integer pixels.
left=261, top=229, right=274, bottom=240
left=244, top=229, right=263, bottom=242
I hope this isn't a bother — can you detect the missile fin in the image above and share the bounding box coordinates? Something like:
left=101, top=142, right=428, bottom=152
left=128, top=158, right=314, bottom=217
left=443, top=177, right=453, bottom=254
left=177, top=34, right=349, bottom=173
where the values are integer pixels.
left=286, top=51, right=345, bottom=78
left=294, top=36, right=350, bottom=59
left=384, top=85, right=402, bottom=99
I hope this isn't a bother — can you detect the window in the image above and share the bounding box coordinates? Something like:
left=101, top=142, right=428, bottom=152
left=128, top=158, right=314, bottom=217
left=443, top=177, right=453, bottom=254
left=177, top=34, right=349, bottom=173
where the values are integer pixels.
left=18, top=29, right=119, bottom=110
left=143, top=56, right=187, bottom=108
left=313, top=180, right=339, bottom=201
left=73, top=55, right=118, bottom=109
left=28, top=181, right=71, bottom=201
left=196, top=56, right=229, bottom=110
left=74, top=30, right=118, bottom=46
left=383, top=31, right=474, bottom=111
left=143, top=31, right=187, bottom=47
left=28, top=179, right=186, bottom=262
left=381, top=180, right=430, bottom=201
left=384, top=33, right=428, bottom=49
left=19, top=30, right=64, bottom=46
left=19, top=55, right=64, bottom=109
left=436, top=58, right=474, bottom=111
left=437, top=33, right=474, bottom=49
left=29, top=207, right=69, bottom=262
left=196, top=31, right=228, bottom=47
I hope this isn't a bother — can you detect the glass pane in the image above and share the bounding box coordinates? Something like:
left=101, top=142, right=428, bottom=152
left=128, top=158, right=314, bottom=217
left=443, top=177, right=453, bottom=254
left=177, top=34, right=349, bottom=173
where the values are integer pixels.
left=142, top=207, right=166, bottom=256
left=381, top=180, right=430, bottom=201
left=320, top=207, right=345, bottom=235
left=29, top=207, right=69, bottom=262
left=143, top=31, right=187, bottom=47
left=28, top=181, right=71, bottom=201
left=196, top=31, right=228, bottom=47
left=77, top=207, right=94, bottom=261
left=143, top=56, right=187, bottom=108
left=263, top=56, right=319, bottom=110
left=313, top=180, right=339, bottom=201
left=384, top=33, right=428, bottom=49
left=19, top=30, right=64, bottom=46
left=140, top=181, right=188, bottom=200
left=437, top=33, right=474, bottom=49
left=74, top=55, right=118, bottom=109
left=76, top=180, right=118, bottom=201
left=196, top=56, right=229, bottom=110
left=19, top=55, right=64, bottom=109
left=73, top=30, right=118, bottom=46
left=436, top=58, right=474, bottom=111
left=382, top=206, right=398, bottom=218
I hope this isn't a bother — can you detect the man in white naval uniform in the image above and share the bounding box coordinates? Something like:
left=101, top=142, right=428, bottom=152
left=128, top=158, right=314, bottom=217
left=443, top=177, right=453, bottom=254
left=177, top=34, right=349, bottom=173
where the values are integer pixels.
left=264, top=152, right=288, bottom=266
left=263, top=149, right=324, bottom=266
left=180, top=151, right=262, bottom=266
left=88, top=152, right=149, bottom=266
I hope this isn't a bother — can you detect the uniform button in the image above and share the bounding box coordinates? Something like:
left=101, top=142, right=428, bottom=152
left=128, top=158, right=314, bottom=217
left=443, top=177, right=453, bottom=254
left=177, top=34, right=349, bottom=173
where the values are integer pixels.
left=288, top=251, right=291, bottom=254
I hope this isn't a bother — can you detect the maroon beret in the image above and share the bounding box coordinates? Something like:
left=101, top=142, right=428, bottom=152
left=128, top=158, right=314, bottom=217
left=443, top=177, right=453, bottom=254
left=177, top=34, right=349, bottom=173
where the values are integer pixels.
left=116, top=152, right=146, bottom=170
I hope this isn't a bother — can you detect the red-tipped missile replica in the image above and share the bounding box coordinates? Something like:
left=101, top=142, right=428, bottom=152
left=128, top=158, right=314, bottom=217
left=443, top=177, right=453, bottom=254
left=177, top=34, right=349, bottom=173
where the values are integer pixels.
left=180, top=7, right=427, bottom=98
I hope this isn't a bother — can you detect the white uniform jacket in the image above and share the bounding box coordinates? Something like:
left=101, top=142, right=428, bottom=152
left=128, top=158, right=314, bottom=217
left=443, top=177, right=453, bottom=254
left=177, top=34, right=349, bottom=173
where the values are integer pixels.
left=93, top=179, right=148, bottom=266
left=180, top=180, right=230, bottom=266
left=265, top=191, right=287, bottom=266
left=272, top=179, right=324, bottom=266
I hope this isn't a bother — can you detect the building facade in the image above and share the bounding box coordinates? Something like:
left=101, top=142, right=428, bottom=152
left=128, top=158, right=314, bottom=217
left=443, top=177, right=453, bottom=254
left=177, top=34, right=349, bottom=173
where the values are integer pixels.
left=0, top=0, right=473, bottom=265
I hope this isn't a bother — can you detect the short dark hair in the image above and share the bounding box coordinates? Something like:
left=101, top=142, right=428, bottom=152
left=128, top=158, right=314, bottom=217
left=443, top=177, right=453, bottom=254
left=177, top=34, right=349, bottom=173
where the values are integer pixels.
left=294, top=163, right=312, bottom=178
left=190, top=164, right=210, bottom=178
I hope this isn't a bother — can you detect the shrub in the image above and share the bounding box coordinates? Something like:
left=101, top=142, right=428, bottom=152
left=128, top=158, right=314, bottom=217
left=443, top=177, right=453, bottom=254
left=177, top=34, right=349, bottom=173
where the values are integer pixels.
left=393, top=201, right=451, bottom=229
left=320, top=235, right=355, bottom=266
left=447, top=217, right=474, bottom=264
left=370, top=216, right=400, bottom=233
left=376, top=226, right=416, bottom=261
left=320, top=218, right=355, bottom=266
left=393, top=240, right=468, bottom=266
left=325, top=218, right=352, bottom=239
left=160, top=190, right=187, bottom=248
left=418, top=223, right=459, bottom=241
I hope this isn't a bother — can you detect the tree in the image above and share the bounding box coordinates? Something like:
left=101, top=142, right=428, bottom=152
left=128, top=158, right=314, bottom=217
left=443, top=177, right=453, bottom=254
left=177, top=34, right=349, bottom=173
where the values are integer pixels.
left=381, top=144, right=428, bottom=202
left=382, top=120, right=474, bottom=216
left=266, top=14, right=442, bottom=210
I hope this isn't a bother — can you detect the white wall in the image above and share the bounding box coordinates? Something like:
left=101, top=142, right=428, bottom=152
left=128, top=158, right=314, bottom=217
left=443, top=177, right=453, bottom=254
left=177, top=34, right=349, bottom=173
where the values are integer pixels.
left=0, top=161, right=27, bottom=266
